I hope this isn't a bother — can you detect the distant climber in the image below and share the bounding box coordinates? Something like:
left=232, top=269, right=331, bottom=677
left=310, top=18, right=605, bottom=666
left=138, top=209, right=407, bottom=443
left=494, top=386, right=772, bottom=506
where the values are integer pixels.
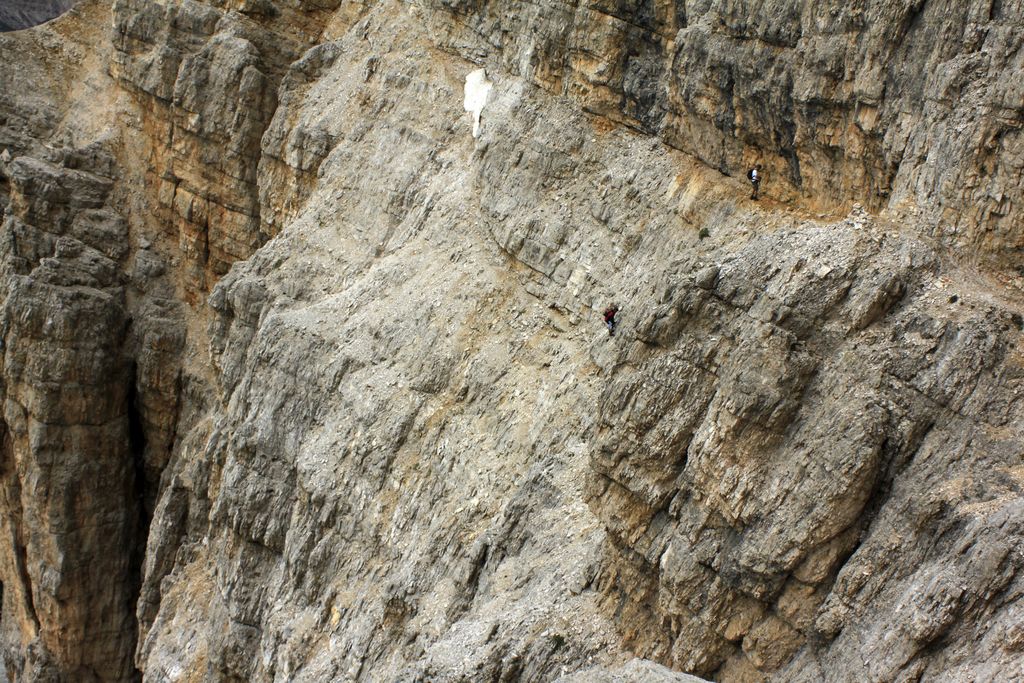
left=748, top=165, right=761, bottom=200
left=603, top=304, right=620, bottom=336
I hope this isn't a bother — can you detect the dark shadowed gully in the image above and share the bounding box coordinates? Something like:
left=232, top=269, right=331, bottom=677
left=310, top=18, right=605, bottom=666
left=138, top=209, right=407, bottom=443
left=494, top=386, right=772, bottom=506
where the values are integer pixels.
left=0, top=1, right=77, bottom=31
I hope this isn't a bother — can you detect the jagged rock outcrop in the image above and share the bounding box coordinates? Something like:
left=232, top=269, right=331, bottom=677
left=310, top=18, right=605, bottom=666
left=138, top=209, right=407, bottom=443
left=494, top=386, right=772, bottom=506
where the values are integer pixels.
left=0, top=152, right=139, bottom=680
left=589, top=222, right=1024, bottom=679
left=0, top=0, right=1022, bottom=682
left=0, top=5, right=185, bottom=680
left=109, top=0, right=343, bottom=296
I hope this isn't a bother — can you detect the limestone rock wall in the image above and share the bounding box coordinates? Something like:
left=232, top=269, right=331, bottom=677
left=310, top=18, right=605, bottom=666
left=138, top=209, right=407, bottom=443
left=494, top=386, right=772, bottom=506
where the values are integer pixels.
left=0, top=5, right=187, bottom=680
left=0, top=0, right=1022, bottom=682
left=109, top=0, right=343, bottom=296
left=0, top=152, right=138, bottom=680
left=422, top=0, right=1024, bottom=265
left=588, top=225, right=1024, bottom=679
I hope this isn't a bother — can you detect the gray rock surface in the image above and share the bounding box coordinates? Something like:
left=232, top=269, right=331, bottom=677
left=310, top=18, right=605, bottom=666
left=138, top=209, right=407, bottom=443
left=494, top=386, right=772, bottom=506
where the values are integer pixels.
left=0, top=0, right=1022, bottom=682
left=555, top=658, right=708, bottom=682
left=422, top=0, right=1024, bottom=267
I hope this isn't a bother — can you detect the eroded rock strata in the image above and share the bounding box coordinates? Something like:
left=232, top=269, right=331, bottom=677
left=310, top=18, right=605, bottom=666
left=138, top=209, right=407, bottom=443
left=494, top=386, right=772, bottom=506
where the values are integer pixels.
left=0, top=0, right=1021, bottom=681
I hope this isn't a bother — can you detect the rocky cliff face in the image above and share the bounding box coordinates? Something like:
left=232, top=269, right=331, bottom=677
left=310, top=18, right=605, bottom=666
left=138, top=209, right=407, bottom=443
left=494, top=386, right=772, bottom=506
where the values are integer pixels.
left=0, top=0, right=1022, bottom=681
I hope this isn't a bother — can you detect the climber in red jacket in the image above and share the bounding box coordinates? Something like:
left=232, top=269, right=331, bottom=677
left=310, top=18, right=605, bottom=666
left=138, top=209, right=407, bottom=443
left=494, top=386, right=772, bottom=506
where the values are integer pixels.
left=603, top=304, right=620, bottom=336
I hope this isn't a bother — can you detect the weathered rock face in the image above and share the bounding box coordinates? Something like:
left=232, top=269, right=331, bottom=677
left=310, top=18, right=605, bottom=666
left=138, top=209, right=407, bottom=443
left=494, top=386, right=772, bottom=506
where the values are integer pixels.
left=0, top=0, right=1022, bottom=682
left=422, top=0, right=1024, bottom=265
left=0, top=149, right=139, bottom=680
left=0, top=4, right=184, bottom=680
left=589, top=224, right=1024, bottom=679
left=109, top=0, right=344, bottom=297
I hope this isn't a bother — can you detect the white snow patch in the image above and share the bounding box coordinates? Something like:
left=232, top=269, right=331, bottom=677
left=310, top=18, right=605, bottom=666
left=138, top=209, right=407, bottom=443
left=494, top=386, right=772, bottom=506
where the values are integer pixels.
left=463, top=68, right=492, bottom=138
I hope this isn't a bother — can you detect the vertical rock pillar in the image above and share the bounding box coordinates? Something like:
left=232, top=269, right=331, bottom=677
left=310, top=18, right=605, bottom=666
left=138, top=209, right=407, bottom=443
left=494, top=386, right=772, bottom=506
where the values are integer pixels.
left=0, top=158, right=138, bottom=681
